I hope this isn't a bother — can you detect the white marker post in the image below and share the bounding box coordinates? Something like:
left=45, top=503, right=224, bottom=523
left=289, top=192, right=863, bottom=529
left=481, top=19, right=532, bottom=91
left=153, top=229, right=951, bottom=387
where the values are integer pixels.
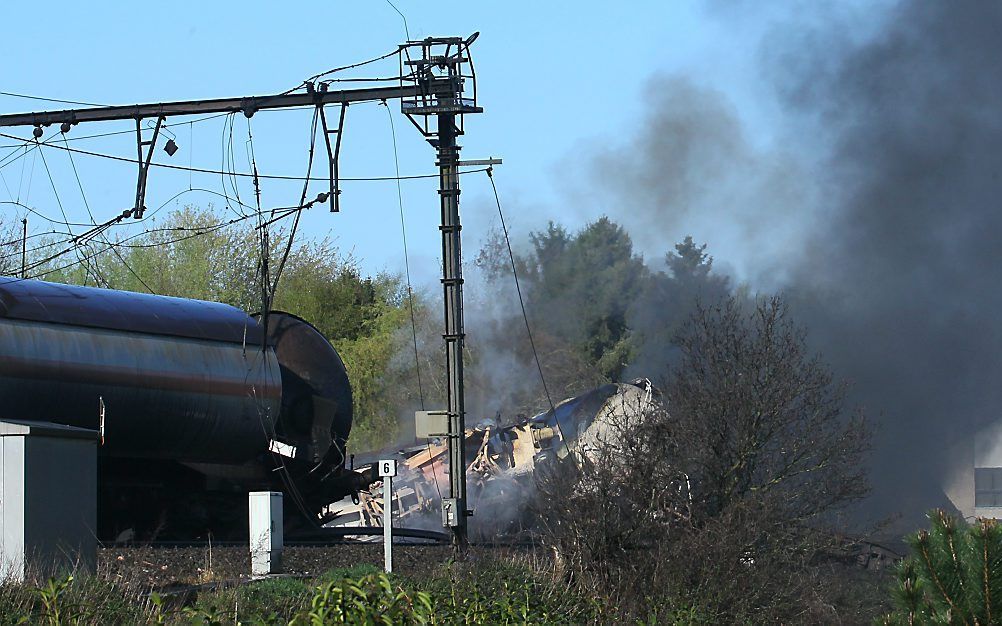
left=378, top=459, right=397, bottom=573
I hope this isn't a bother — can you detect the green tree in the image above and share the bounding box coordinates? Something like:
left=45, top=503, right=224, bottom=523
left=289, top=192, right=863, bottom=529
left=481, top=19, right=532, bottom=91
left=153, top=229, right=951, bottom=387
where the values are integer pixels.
left=881, top=510, right=1002, bottom=625
left=523, top=217, right=646, bottom=381
left=667, top=235, right=713, bottom=284
left=627, top=235, right=730, bottom=381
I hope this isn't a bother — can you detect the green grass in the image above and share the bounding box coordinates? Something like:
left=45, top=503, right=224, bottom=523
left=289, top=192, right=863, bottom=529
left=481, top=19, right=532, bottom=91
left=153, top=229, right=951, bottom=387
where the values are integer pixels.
left=0, top=558, right=609, bottom=625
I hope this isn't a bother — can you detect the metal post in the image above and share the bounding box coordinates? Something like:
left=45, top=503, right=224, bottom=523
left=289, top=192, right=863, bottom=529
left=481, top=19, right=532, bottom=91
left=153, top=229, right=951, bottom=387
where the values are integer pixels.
left=383, top=474, right=393, bottom=573
left=378, top=459, right=397, bottom=572
left=20, top=217, right=26, bottom=279
left=437, top=109, right=468, bottom=553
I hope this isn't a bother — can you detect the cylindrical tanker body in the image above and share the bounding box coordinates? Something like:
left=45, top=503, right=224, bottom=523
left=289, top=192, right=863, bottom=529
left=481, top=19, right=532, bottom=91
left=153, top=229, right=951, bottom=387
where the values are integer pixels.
left=0, top=278, right=362, bottom=539
left=0, top=277, right=282, bottom=463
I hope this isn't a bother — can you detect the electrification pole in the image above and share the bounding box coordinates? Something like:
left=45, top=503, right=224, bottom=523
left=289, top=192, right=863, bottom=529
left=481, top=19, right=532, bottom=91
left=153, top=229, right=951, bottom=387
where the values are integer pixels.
left=438, top=109, right=467, bottom=548
left=0, top=34, right=484, bottom=553
left=398, top=35, right=482, bottom=553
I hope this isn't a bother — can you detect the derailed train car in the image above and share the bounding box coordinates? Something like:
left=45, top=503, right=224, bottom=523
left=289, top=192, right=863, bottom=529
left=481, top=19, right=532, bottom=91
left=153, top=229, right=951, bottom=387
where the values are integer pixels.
left=328, top=380, right=659, bottom=535
left=0, top=277, right=374, bottom=539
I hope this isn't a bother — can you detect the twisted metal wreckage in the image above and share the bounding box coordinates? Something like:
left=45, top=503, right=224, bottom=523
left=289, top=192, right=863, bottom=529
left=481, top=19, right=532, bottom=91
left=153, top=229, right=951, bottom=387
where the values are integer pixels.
left=326, top=379, right=668, bottom=536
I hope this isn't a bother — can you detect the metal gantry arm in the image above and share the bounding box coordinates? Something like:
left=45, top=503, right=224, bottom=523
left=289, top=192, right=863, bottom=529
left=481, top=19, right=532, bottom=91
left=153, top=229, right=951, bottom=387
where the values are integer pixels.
left=0, top=84, right=437, bottom=219
left=134, top=116, right=164, bottom=218
left=0, top=85, right=430, bottom=128
left=318, top=103, right=348, bottom=213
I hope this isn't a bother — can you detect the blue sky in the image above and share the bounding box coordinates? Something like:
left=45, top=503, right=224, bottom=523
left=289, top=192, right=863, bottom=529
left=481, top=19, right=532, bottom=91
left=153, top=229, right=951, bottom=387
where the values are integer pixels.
left=0, top=1, right=883, bottom=288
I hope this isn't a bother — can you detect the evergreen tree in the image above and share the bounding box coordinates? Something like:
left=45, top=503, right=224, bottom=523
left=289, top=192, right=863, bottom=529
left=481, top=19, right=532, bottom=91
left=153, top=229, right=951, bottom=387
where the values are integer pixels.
left=881, top=510, right=1002, bottom=625
left=627, top=235, right=730, bottom=381
left=667, top=235, right=713, bottom=284
left=523, top=217, right=646, bottom=381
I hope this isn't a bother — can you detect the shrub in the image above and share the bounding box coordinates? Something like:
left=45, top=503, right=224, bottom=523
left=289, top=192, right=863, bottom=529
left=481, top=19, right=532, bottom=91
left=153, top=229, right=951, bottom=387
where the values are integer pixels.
left=534, top=296, right=872, bottom=622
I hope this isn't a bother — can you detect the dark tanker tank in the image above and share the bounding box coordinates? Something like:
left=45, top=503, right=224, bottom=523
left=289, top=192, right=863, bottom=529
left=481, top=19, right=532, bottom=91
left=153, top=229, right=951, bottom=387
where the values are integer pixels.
left=0, top=277, right=374, bottom=540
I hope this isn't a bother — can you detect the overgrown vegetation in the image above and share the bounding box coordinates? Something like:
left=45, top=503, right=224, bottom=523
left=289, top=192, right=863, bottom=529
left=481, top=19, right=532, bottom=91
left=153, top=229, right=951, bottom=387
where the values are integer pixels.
left=534, top=296, right=873, bottom=623
left=0, top=559, right=605, bottom=624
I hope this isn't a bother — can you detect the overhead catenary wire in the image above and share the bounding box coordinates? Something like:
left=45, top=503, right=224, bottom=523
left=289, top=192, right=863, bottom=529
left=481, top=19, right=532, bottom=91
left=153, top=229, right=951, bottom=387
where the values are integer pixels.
left=218, top=113, right=245, bottom=219
left=0, top=91, right=108, bottom=107
left=10, top=192, right=313, bottom=280
left=0, top=112, right=231, bottom=150
left=34, top=138, right=103, bottom=286
left=0, top=226, right=61, bottom=249
left=0, top=129, right=64, bottom=173
left=60, top=132, right=156, bottom=293
left=19, top=144, right=36, bottom=204
left=0, top=162, right=13, bottom=200
left=5, top=187, right=255, bottom=233
left=0, top=130, right=485, bottom=182
left=287, top=47, right=403, bottom=94
left=382, top=100, right=425, bottom=410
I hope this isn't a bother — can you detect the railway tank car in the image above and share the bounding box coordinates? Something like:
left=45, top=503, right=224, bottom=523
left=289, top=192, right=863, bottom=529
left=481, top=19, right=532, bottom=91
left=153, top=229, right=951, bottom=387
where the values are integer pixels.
left=0, top=277, right=374, bottom=539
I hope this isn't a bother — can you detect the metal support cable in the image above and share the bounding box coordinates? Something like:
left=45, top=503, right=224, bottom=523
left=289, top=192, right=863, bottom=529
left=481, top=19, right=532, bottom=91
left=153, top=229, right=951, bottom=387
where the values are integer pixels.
left=269, top=106, right=320, bottom=298
left=486, top=167, right=556, bottom=417
left=35, top=139, right=99, bottom=285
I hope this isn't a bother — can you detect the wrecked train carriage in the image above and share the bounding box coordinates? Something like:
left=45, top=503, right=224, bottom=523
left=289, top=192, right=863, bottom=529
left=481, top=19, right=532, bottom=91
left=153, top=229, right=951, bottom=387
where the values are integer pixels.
left=0, top=277, right=373, bottom=539
left=329, top=380, right=658, bottom=533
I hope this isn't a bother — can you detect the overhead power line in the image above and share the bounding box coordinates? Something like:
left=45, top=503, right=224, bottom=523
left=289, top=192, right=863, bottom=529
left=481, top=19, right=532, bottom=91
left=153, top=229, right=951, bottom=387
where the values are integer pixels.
left=0, top=131, right=484, bottom=182
left=292, top=47, right=402, bottom=92
left=0, top=112, right=231, bottom=149
left=0, top=91, right=108, bottom=107
left=61, top=132, right=156, bottom=293
left=269, top=106, right=320, bottom=298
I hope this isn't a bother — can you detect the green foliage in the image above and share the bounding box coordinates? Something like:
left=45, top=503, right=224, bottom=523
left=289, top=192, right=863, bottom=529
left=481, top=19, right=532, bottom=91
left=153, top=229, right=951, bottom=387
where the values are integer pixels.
left=521, top=217, right=645, bottom=381
left=421, top=560, right=606, bottom=625
left=291, top=573, right=432, bottom=625
left=292, top=561, right=604, bottom=625
left=881, top=510, right=1002, bottom=625
left=188, top=577, right=312, bottom=624
left=332, top=293, right=411, bottom=451
left=317, top=564, right=382, bottom=582
left=0, top=558, right=612, bottom=625
left=0, top=574, right=145, bottom=625
left=35, top=575, right=75, bottom=625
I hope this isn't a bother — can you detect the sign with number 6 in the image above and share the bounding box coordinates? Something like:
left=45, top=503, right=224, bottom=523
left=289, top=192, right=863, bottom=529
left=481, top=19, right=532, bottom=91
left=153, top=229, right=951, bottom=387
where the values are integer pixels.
left=378, top=459, right=397, bottom=478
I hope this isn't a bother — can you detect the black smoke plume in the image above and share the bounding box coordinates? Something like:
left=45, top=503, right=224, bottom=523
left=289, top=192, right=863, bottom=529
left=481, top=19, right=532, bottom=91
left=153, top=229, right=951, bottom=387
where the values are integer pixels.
left=775, top=0, right=1002, bottom=525
left=580, top=0, right=1002, bottom=528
